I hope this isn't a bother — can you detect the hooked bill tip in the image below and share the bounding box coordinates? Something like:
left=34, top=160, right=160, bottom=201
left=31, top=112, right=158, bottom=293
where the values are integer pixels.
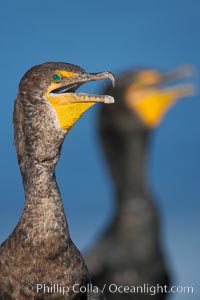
left=103, top=71, right=115, bottom=87
left=173, top=65, right=197, bottom=79
left=110, top=73, right=116, bottom=87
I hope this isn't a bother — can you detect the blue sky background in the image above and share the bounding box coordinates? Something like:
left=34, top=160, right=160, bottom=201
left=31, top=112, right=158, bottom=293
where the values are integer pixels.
left=0, top=1, right=199, bottom=299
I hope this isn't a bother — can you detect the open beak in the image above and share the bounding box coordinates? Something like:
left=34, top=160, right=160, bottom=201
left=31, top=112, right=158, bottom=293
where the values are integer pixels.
left=48, top=71, right=115, bottom=104
left=46, top=70, right=115, bottom=131
left=125, top=65, right=196, bottom=127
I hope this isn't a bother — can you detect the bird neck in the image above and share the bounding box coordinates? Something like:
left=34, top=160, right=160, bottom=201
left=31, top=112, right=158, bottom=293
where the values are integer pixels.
left=13, top=95, right=70, bottom=243
left=117, top=131, right=150, bottom=198
left=18, top=159, right=70, bottom=243
left=111, top=130, right=154, bottom=225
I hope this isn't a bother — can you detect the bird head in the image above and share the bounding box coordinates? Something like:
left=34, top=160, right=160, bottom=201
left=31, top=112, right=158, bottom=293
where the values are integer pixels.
left=100, top=65, right=195, bottom=133
left=124, top=66, right=195, bottom=128
left=18, top=62, right=115, bottom=131
left=14, top=62, right=114, bottom=168
left=99, top=66, right=195, bottom=186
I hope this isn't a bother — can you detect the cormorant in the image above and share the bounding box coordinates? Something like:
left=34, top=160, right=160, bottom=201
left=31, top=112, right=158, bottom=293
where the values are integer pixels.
left=85, top=66, right=195, bottom=299
left=0, top=62, right=115, bottom=300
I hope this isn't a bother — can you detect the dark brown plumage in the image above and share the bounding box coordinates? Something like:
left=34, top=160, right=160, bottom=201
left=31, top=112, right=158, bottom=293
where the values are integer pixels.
left=0, top=62, right=115, bottom=300
left=85, top=67, right=194, bottom=299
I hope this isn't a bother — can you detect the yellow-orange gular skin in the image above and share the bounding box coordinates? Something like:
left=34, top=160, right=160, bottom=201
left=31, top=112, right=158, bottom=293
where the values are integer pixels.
left=125, top=69, right=195, bottom=127
left=46, top=70, right=114, bottom=131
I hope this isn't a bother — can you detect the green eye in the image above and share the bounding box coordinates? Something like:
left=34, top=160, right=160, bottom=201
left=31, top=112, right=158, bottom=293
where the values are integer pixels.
left=53, top=73, right=62, bottom=82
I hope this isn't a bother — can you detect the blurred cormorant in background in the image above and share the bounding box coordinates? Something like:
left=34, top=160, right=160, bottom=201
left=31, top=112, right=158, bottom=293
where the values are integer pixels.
left=85, top=66, right=195, bottom=300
